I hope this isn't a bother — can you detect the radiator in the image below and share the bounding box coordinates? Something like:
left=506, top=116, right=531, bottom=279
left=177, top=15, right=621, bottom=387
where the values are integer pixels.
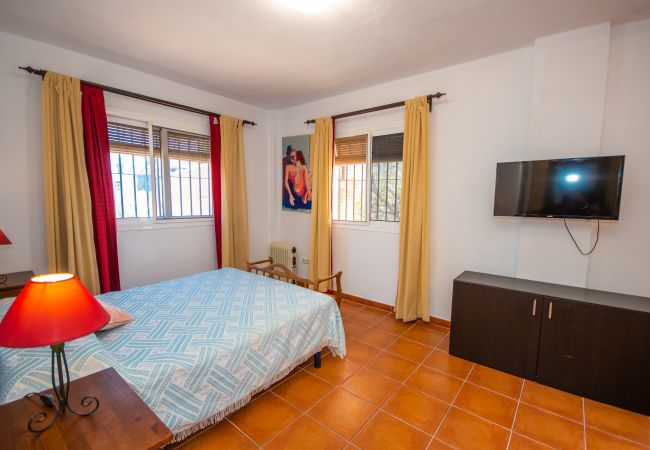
left=270, top=241, right=296, bottom=271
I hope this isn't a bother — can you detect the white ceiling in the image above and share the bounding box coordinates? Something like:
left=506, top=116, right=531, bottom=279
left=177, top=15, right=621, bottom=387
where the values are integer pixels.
left=1, top=0, right=649, bottom=109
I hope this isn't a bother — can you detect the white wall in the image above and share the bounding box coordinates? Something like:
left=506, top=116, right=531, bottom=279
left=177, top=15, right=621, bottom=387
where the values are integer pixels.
left=277, top=46, right=534, bottom=318
left=275, top=20, right=650, bottom=320
left=0, top=31, right=272, bottom=288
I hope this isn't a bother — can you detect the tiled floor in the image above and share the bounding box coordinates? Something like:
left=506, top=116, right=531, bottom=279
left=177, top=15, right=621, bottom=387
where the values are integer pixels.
left=178, top=300, right=650, bottom=449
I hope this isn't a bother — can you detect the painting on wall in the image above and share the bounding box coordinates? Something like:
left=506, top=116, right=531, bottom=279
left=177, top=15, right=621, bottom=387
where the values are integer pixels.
left=281, top=134, right=312, bottom=212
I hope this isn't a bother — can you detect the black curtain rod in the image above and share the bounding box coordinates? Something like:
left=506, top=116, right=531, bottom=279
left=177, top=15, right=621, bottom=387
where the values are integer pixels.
left=19, top=66, right=257, bottom=126
left=304, top=92, right=446, bottom=124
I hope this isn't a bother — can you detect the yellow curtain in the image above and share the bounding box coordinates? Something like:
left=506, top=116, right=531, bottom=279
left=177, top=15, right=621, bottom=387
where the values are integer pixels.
left=395, top=96, right=430, bottom=322
left=41, top=72, right=100, bottom=294
left=309, top=117, right=333, bottom=289
left=220, top=115, right=249, bottom=270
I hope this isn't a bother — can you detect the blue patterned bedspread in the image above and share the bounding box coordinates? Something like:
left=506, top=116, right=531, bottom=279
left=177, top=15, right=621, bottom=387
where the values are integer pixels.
left=0, top=268, right=346, bottom=442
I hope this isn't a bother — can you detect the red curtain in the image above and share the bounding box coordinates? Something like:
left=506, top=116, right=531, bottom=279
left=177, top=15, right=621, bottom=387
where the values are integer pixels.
left=209, top=115, right=223, bottom=268
left=81, top=83, right=121, bottom=293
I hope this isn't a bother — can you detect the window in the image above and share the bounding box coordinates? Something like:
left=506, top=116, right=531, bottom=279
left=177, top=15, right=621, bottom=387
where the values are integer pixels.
left=108, top=122, right=212, bottom=220
left=333, top=135, right=368, bottom=222
left=333, top=132, right=403, bottom=223
left=158, top=128, right=213, bottom=218
left=109, top=122, right=155, bottom=219
left=370, top=133, right=403, bottom=222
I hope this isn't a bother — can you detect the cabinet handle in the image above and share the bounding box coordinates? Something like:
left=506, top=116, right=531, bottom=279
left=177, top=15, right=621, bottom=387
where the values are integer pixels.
left=532, top=299, right=537, bottom=316
left=548, top=302, right=553, bottom=319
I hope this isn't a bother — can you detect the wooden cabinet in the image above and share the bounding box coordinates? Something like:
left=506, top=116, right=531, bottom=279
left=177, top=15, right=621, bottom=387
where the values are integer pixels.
left=450, top=282, right=541, bottom=379
left=536, top=297, right=650, bottom=414
left=450, top=271, right=650, bottom=415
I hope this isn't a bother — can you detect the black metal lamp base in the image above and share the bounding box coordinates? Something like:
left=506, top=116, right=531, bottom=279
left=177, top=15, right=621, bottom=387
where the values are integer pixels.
left=23, top=343, right=100, bottom=432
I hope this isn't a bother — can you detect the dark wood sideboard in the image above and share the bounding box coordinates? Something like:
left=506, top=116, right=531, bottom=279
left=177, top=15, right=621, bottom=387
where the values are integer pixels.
left=450, top=270, right=650, bottom=415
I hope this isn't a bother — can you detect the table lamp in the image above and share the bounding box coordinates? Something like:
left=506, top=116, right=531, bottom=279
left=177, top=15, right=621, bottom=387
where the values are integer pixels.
left=0, top=229, right=11, bottom=284
left=0, top=273, right=110, bottom=432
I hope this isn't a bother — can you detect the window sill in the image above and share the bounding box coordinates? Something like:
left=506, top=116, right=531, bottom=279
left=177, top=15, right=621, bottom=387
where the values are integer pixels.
left=117, top=218, right=214, bottom=232
left=332, top=220, right=400, bottom=234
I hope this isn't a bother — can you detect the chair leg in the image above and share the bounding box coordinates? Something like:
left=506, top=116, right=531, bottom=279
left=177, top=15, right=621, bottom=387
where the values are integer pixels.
left=314, top=351, right=321, bottom=368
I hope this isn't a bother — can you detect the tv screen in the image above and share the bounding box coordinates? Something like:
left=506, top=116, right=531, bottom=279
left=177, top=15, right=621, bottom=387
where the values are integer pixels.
left=494, top=155, right=625, bottom=220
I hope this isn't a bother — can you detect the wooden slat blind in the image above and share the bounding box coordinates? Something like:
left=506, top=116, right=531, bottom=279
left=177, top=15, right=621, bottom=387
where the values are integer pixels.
left=372, top=133, right=403, bottom=162
left=167, top=130, right=210, bottom=154
left=108, top=122, right=210, bottom=162
left=166, top=130, right=210, bottom=162
left=107, top=122, right=151, bottom=155
left=335, top=134, right=367, bottom=165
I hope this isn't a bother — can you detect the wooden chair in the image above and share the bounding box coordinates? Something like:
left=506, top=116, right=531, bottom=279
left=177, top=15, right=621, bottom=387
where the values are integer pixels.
left=247, top=257, right=343, bottom=308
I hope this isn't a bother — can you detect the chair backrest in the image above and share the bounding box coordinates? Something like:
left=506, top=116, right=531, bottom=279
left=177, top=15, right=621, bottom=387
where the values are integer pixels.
left=247, top=258, right=343, bottom=307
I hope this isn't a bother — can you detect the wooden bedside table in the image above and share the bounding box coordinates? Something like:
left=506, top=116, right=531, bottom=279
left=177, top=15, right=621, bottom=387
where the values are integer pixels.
left=0, top=367, right=173, bottom=450
left=0, top=270, right=34, bottom=299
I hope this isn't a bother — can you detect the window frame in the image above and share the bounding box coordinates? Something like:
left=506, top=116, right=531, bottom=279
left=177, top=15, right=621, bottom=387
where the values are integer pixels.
left=157, top=126, right=214, bottom=220
left=332, top=127, right=403, bottom=231
left=106, top=110, right=214, bottom=230
left=333, top=133, right=372, bottom=225
left=369, top=133, right=404, bottom=223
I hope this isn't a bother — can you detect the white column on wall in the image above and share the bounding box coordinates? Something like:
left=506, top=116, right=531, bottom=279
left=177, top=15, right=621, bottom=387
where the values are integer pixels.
left=586, top=20, right=650, bottom=297
left=516, top=23, right=611, bottom=287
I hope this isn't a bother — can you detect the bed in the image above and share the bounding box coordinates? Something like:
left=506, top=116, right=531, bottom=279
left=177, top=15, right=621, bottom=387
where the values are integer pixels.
left=0, top=267, right=346, bottom=443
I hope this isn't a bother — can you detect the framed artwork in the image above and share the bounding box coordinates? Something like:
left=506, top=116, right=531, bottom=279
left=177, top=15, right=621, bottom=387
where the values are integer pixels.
left=281, top=134, right=312, bottom=212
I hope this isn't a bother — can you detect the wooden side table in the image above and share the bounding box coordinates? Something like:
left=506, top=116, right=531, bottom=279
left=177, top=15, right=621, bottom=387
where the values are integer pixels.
left=0, top=270, right=34, bottom=299
left=0, top=367, right=173, bottom=450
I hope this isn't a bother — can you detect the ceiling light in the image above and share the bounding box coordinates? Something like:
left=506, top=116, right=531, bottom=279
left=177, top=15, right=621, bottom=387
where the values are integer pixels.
left=565, top=174, right=580, bottom=183
left=276, top=0, right=339, bottom=15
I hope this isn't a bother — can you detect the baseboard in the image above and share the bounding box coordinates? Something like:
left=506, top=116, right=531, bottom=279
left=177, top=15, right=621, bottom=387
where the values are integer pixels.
left=343, top=292, right=393, bottom=311
left=428, top=316, right=451, bottom=329
left=342, top=292, right=451, bottom=328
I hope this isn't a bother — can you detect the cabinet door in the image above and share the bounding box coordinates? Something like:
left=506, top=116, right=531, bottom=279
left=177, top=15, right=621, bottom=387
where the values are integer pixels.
left=450, top=281, right=542, bottom=379
left=537, top=298, right=650, bottom=415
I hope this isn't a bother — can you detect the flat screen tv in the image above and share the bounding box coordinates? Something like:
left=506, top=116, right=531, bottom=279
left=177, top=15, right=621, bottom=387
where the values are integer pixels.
left=494, top=155, right=625, bottom=220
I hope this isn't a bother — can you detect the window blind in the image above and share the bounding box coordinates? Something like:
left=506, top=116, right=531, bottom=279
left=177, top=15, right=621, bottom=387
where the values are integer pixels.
left=153, top=127, right=161, bottom=151
left=153, top=127, right=210, bottom=162
left=335, top=134, right=367, bottom=165
left=108, top=123, right=210, bottom=162
left=107, top=122, right=150, bottom=155
left=372, top=133, right=403, bottom=163
left=167, top=131, right=210, bottom=154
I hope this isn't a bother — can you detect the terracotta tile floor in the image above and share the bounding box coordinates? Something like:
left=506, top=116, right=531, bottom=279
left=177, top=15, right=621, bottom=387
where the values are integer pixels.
left=178, top=300, right=650, bottom=449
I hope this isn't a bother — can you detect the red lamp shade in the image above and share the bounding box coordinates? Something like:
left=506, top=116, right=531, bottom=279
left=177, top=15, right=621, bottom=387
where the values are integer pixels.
left=0, top=274, right=110, bottom=348
left=0, top=229, right=11, bottom=245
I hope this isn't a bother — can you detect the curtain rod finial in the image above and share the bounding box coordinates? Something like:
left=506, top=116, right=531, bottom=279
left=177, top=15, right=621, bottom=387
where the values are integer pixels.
left=19, top=66, right=36, bottom=73
left=19, top=66, right=46, bottom=78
